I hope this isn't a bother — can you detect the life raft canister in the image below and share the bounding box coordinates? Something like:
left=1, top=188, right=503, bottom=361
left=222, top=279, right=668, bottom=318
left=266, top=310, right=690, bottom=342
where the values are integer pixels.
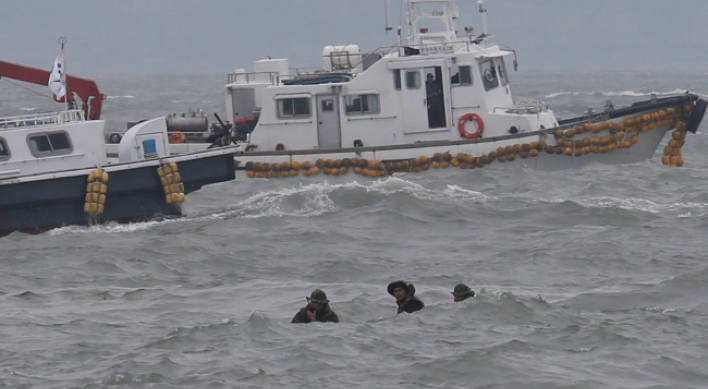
left=457, top=113, right=484, bottom=139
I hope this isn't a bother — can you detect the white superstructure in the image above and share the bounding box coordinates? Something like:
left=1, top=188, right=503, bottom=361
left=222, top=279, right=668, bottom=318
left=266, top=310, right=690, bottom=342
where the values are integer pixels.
left=224, top=0, right=557, bottom=154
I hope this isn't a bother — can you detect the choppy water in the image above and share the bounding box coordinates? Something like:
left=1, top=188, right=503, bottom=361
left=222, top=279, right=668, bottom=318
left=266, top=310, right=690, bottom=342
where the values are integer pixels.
left=2, top=70, right=708, bottom=388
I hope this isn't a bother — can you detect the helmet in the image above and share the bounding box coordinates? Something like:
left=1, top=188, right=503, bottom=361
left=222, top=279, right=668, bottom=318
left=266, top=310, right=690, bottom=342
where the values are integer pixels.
left=306, top=289, right=329, bottom=303
left=387, top=280, right=410, bottom=296
left=451, top=283, right=475, bottom=298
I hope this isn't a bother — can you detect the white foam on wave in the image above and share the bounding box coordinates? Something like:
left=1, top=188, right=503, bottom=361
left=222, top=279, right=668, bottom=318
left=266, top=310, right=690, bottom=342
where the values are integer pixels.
left=544, top=91, right=574, bottom=99
left=443, top=184, right=496, bottom=202
left=48, top=217, right=181, bottom=236
left=542, top=196, right=708, bottom=217
left=545, top=89, right=689, bottom=99
left=105, top=95, right=135, bottom=99
left=603, top=89, right=687, bottom=97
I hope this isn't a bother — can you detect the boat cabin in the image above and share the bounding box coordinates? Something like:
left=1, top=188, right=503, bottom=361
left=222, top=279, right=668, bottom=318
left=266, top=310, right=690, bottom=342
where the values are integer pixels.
left=223, top=0, right=559, bottom=152
left=0, top=110, right=107, bottom=179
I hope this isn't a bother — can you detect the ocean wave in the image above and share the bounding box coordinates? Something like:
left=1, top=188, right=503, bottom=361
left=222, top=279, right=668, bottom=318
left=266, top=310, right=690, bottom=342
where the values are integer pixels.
left=105, top=95, right=135, bottom=99
left=544, top=89, right=688, bottom=99
left=541, top=196, right=708, bottom=217
left=544, top=91, right=574, bottom=98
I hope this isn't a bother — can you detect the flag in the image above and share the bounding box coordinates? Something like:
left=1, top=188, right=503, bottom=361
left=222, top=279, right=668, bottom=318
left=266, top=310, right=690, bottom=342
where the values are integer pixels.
left=48, top=51, right=66, bottom=98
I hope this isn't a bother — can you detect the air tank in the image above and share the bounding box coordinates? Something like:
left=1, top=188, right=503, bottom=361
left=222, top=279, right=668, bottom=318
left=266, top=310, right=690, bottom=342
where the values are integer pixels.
left=166, top=112, right=209, bottom=134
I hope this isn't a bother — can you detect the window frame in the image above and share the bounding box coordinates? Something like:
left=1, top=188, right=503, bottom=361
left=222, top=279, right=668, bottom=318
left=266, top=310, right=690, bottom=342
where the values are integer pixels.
left=0, top=137, right=9, bottom=161
left=344, top=93, right=380, bottom=115
left=276, top=96, right=312, bottom=119
left=393, top=69, right=402, bottom=90
left=27, top=131, right=73, bottom=157
left=479, top=59, right=499, bottom=91
left=405, top=70, right=421, bottom=89
left=450, top=65, right=473, bottom=86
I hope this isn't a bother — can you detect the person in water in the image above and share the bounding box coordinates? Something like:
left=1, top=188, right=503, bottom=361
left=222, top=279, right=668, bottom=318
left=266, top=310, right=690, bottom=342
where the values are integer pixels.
left=451, top=283, right=475, bottom=302
left=291, top=289, right=339, bottom=323
left=387, top=280, right=425, bottom=314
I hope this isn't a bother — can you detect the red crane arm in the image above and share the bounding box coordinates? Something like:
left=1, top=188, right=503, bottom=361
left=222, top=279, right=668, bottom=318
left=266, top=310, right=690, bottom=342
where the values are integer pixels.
left=0, top=59, right=105, bottom=120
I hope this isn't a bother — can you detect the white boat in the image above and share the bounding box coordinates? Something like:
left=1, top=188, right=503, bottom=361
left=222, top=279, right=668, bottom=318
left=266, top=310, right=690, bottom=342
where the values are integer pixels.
left=0, top=43, right=237, bottom=237
left=211, top=0, right=705, bottom=179
left=0, top=108, right=236, bottom=237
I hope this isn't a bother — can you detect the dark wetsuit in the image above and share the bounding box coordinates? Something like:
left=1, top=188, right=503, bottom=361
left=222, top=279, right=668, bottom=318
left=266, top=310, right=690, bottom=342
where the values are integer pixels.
left=291, top=303, right=339, bottom=323
left=397, top=296, right=425, bottom=314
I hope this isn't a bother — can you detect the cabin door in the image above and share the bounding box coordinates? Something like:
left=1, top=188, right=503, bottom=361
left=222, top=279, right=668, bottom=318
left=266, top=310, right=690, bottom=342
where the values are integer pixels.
left=391, top=59, right=446, bottom=134
left=316, top=95, right=341, bottom=149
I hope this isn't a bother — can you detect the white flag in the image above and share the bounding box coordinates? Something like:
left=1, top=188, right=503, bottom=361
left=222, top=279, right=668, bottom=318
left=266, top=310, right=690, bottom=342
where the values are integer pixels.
left=48, top=52, right=66, bottom=98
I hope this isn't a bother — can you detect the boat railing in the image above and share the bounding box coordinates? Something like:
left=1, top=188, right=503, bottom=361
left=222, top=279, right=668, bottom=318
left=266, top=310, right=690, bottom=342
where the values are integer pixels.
left=0, top=109, right=85, bottom=131
left=227, top=71, right=282, bottom=85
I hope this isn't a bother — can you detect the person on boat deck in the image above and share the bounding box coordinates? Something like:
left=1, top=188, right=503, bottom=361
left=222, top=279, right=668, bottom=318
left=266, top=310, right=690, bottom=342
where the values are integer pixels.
left=451, top=283, right=475, bottom=302
left=387, top=280, right=425, bottom=314
left=425, top=73, right=445, bottom=128
left=291, top=289, right=339, bottom=323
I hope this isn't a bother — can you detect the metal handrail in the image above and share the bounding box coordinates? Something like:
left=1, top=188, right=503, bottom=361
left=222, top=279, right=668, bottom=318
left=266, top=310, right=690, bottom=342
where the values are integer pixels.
left=0, top=109, right=84, bottom=131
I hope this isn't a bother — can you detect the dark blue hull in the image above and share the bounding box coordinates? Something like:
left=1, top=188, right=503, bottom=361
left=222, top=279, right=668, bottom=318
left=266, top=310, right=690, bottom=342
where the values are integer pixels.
left=0, top=153, right=235, bottom=236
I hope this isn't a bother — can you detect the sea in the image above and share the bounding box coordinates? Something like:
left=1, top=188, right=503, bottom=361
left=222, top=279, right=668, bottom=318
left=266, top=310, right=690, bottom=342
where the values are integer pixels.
left=2, top=69, right=708, bottom=388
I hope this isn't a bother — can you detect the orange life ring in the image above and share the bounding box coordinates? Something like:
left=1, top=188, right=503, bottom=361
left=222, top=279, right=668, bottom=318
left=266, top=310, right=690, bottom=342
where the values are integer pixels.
left=457, top=113, right=484, bottom=139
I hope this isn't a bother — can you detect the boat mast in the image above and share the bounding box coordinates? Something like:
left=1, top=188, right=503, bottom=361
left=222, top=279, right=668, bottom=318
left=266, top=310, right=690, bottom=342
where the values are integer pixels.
left=59, top=37, right=68, bottom=112
left=477, top=0, right=487, bottom=37
left=406, top=0, right=459, bottom=46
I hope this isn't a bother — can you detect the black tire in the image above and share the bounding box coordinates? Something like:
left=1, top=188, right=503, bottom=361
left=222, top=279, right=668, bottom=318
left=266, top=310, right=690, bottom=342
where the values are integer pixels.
left=686, top=99, right=707, bottom=134
left=108, top=133, right=122, bottom=144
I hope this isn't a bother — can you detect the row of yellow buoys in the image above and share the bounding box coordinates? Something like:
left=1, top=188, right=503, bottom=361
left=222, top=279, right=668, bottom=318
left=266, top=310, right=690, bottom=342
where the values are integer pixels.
left=243, top=106, right=693, bottom=178
left=158, top=162, right=185, bottom=204
left=662, top=127, right=687, bottom=167
left=84, top=168, right=109, bottom=214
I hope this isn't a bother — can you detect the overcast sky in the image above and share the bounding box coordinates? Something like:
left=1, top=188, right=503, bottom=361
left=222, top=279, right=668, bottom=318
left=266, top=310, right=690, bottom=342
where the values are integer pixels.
left=2, top=0, right=708, bottom=76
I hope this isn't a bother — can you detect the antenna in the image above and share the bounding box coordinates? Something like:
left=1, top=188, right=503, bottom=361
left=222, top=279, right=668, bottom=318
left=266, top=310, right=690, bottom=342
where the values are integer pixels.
left=384, top=0, right=392, bottom=33
left=477, top=0, right=487, bottom=36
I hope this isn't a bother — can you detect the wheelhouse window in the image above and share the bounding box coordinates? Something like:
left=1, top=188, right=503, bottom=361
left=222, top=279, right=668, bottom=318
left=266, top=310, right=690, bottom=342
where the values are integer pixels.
left=479, top=60, right=499, bottom=91
left=450, top=65, right=472, bottom=85
left=405, top=70, right=421, bottom=89
left=277, top=97, right=311, bottom=119
left=28, top=131, right=73, bottom=157
left=496, top=58, right=509, bottom=86
left=0, top=137, right=9, bottom=160
left=344, top=94, right=380, bottom=115
left=393, top=69, right=402, bottom=90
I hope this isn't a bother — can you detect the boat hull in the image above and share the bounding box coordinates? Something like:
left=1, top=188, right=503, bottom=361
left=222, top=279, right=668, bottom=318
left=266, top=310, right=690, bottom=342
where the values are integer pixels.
left=0, top=153, right=235, bottom=237
left=227, top=95, right=703, bottom=180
